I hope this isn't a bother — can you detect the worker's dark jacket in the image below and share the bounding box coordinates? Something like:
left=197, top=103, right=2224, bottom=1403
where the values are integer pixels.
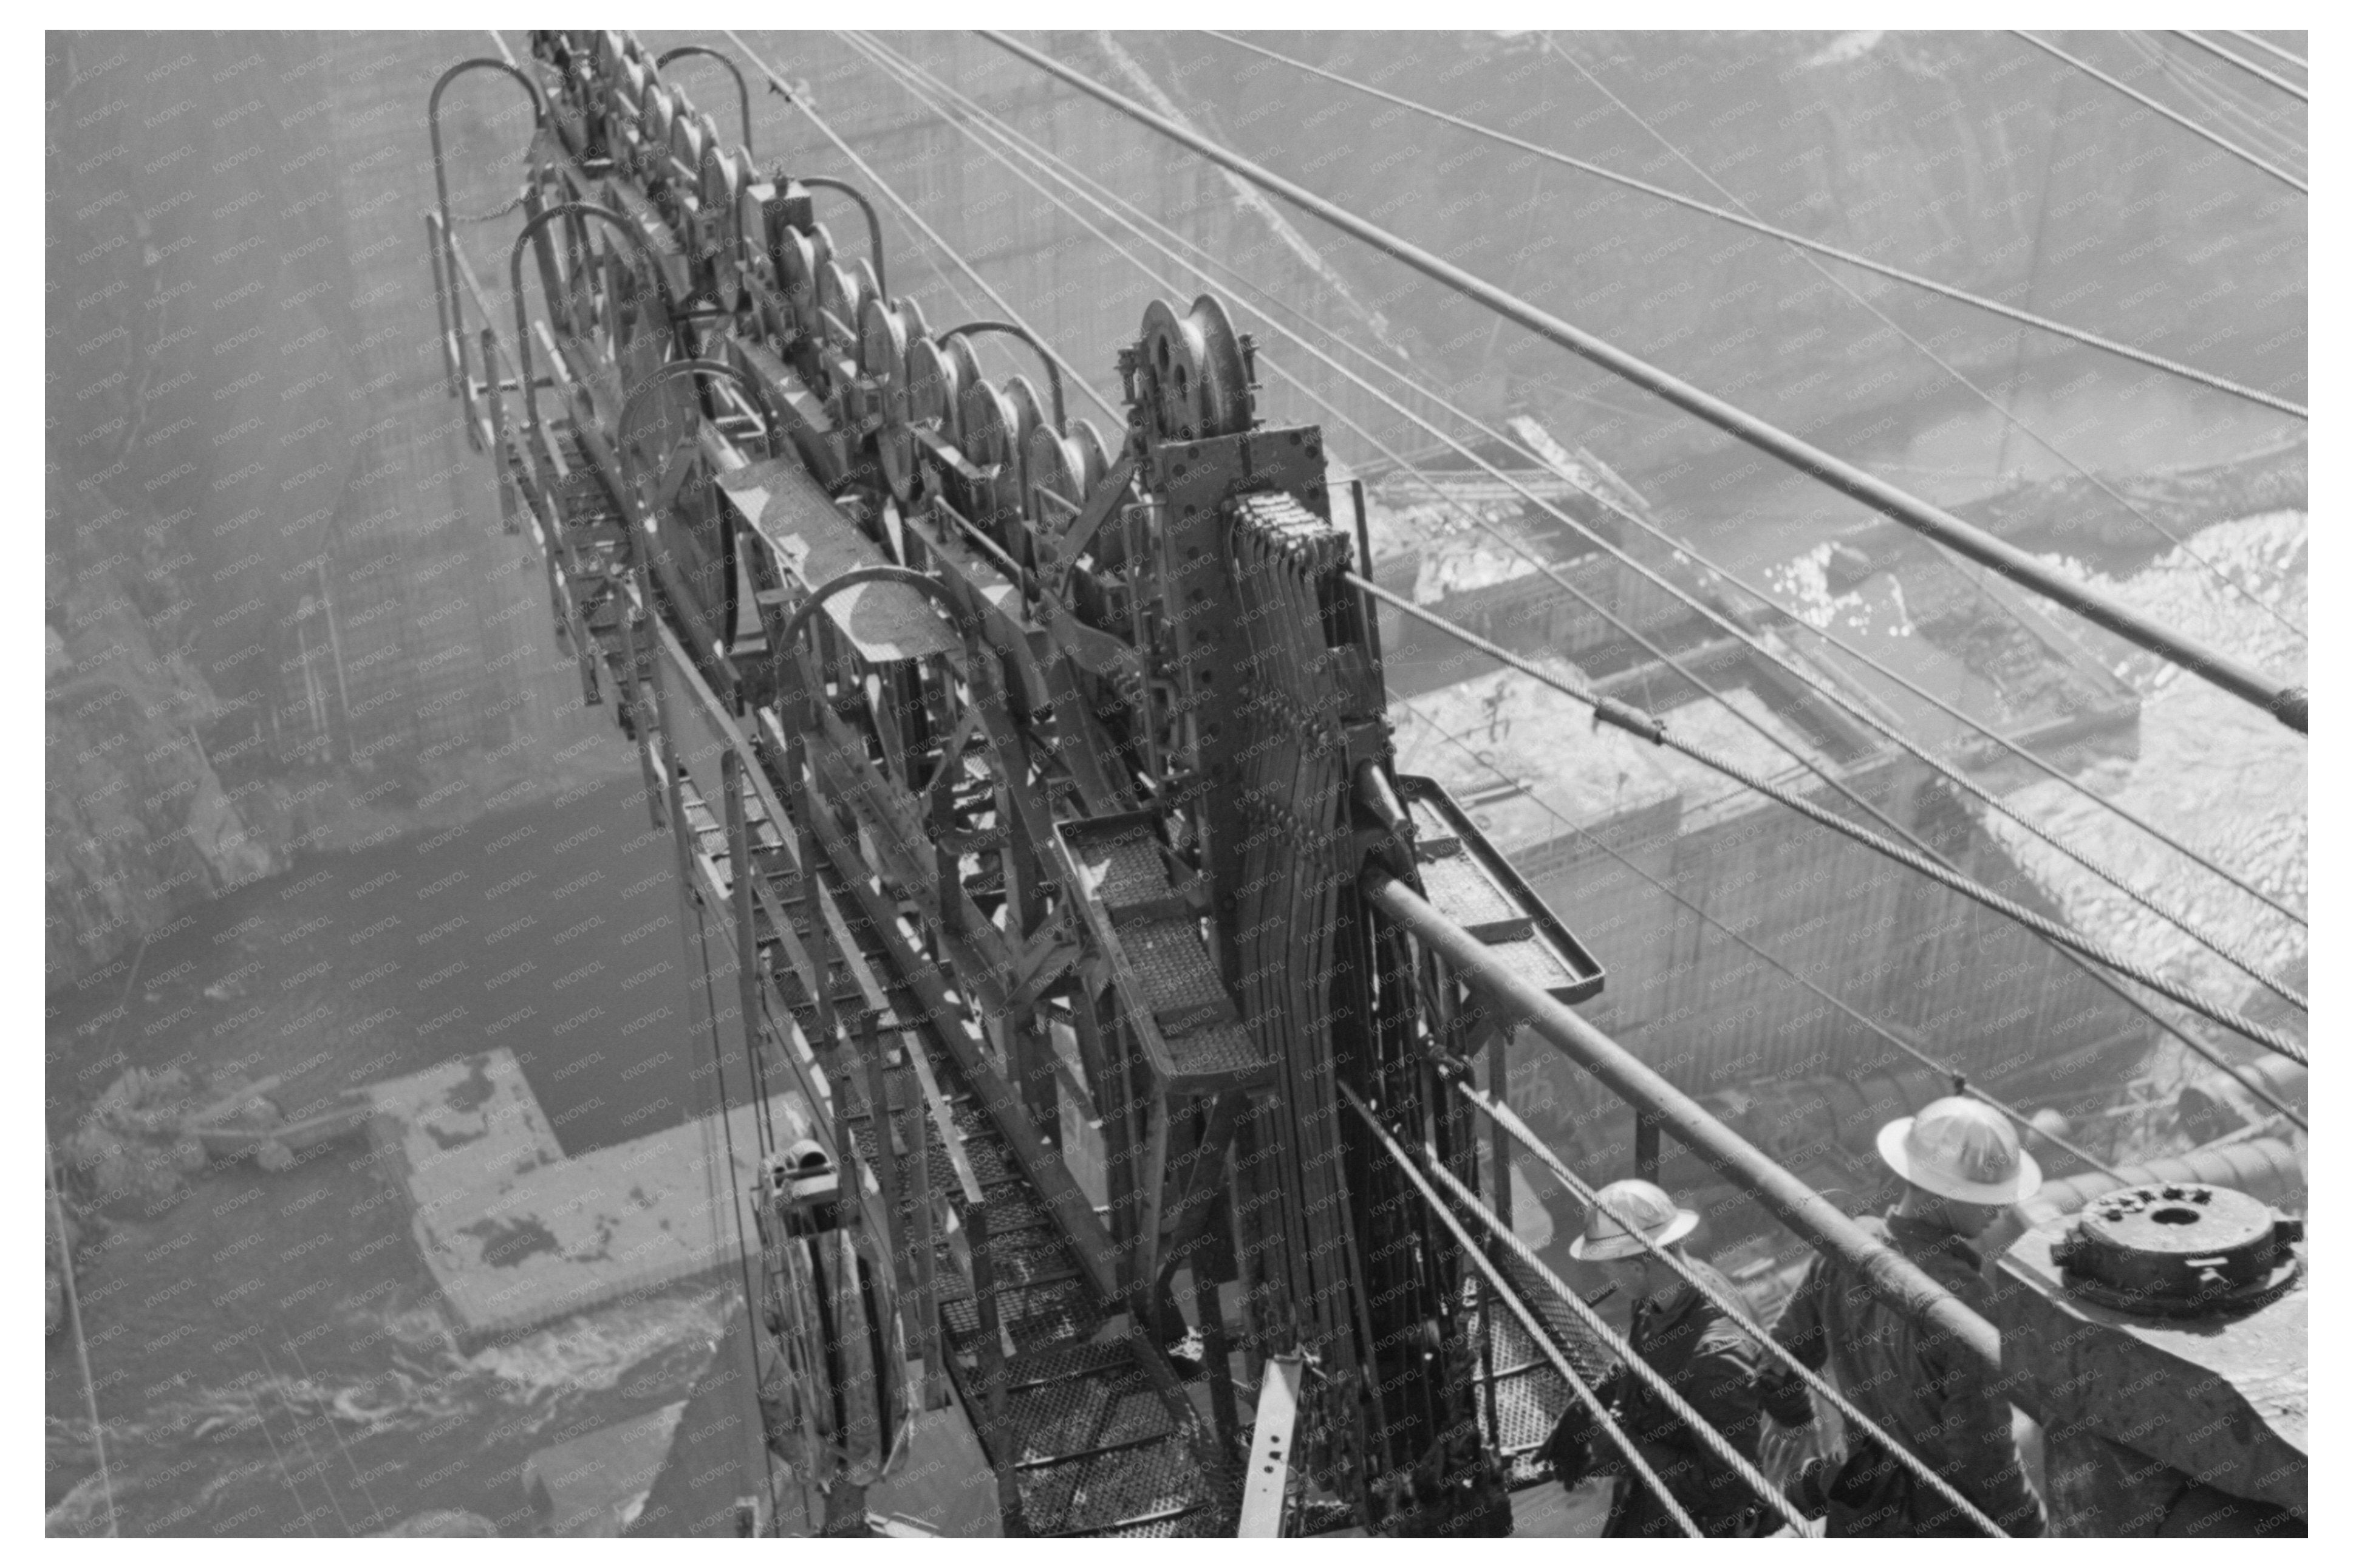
left=1774, top=1212, right=2046, bottom=1537
left=1550, top=1258, right=1809, bottom=1538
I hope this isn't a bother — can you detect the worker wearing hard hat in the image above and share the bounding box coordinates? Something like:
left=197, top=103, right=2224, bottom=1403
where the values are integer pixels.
left=1771, top=1096, right=2049, bottom=1536
left=1540, top=1178, right=1811, bottom=1537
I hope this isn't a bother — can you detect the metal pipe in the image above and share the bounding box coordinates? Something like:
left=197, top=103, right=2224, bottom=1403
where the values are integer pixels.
left=2177, top=1057, right=2307, bottom=1146
left=980, top=29, right=2309, bottom=736
left=1359, top=867, right=2003, bottom=1382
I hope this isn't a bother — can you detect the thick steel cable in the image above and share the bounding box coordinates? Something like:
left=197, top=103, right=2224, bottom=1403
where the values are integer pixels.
left=1334, top=1083, right=1703, bottom=1536
left=1453, top=1081, right=2008, bottom=1537
left=720, top=30, right=1124, bottom=424
left=866, top=30, right=2310, bottom=954
left=2153, top=31, right=2309, bottom=125
left=2159, top=30, right=2310, bottom=122
left=1361, top=575, right=2308, bottom=1078
left=835, top=32, right=1937, bottom=855
left=1353, top=1086, right=1825, bottom=1536
left=848, top=31, right=2310, bottom=1042
left=2225, top=30, right=2308, bottom=72
left=1398, top=694, right=2129, bottom=1181
left=981, top=32, right=2309, bottom=738
left=1537, top=30, right=2305, bottom=646
left=2128, top=33, right=2310, bottom=168
left=48, top=1159, right=118, bottom=1538
left=1201, top=29, right=2306, bottom=421
left=2010, top=31, right=2307, bottom=195
left=1418, top=1145, right=1814, bottom=1536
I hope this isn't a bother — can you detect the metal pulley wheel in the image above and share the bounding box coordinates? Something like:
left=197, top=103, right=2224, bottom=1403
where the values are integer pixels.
left=817, top=257, right=866, bottom=348
left=999, top=373, right=1046, bottom=519
left=861, top=296, right=918, bottom=503
left=1027, top=424, right=1086, bottom=520
left=1068, top=415, right=1111, bottom=494
left=958, top=377, right=1020, bottom=541
left=1137, top=293, right=1251, bottom=441
left=2051, top=1182, right=2304, bottom=1318
left=905, top=338, right=963, bottom=450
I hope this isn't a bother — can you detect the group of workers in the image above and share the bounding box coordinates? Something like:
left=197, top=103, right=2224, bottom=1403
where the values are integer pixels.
left=1540, top=1096, right=2051, bottom=1538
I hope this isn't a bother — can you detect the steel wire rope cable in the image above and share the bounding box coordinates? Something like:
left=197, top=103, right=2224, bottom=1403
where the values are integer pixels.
left=47, top=1156, right=118, bottom=1537
left=835, top=31, right=1951, bottom=860
left=1336, top=1083, right=1803, bottom=1539
left=721, top=30, right=1124, bottom=425
left=845, top=33, right=2312, bottom=1046
left=1415, top=1145, right=1874, bottom=1539
left=691, top=863, right=770, bottom=1389
left=1332, top=1090, right=1704, bottom=1536
left=1449, top=1075, right=2010, bottom=1536
left=1373, top=590, right=2309, bottom=1131
left=2135, top=32, right=2310, bottom=153
left=2172, top=31, right=2310, bottom=103
left=1391, top=690, right=2129, bottom=1181
left=859, top=31, right=2310, bottom=977
left=833, top=67, right=2259, bottom=1469
left=2010, top=32, right=2308, bottom=195
left=1532, top=30, right=2306, bottom=647
left=281, top=1337, right=386, bottom=1530
left=904, top=36, right=2309, bottom=939
left=2126, top=32, right=2309, bottom=171
left=261, top=1345, right=355, bottom=1536
left=2225, top=31, right=2309, bottom=72
left=982, top=32, right=2307, bottom=735
left=1358, top=577, right=2309, bottom=1080
left=1192, top=30, right=2305, bottom=421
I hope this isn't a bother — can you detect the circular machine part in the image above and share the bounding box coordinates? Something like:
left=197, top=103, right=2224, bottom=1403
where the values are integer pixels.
left=1028, top=426, right=1085, bottom=524
left=999, top=374, right=1046, bottom=518
left=906, top=338, right=963, bottom=449
left=1137, top=293, right=1251, bottom=443
left=2051, top=1183, right=2304, bottom=1318
left=959, top=378, right=1020, bottom=541
left=1068, top=415, right=1112, bottom=494
left=861, top=297, right=917, bottom=503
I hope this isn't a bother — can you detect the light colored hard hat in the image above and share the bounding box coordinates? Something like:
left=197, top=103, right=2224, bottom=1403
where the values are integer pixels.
left=1876, top=1096, right=2043, bottom=1205
left=1569, top=1178, right=1699, bottom=1261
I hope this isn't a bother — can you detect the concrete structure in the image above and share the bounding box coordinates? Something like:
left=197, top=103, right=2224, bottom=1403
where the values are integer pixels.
left=366, top=1049, right=811, bottom=1342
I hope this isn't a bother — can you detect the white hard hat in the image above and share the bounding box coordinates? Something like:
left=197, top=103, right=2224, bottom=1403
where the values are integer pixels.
left=1569, top=1178, right=1698, bottom=1261
left=1876, top=1096, right=2042, bottom=1205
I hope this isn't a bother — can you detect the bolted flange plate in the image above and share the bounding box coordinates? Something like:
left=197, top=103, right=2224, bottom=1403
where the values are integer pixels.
left=2052, top=1183, right=2303, bottom=1318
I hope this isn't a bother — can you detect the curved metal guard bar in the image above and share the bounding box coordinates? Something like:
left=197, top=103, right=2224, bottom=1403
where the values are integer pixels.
left=508, top=201, right=686, bottom=438
left=428, top=59, right=547, bottom=400
left=428, top=57, right=547, bottom=239
left=796, top=174, right=889, bottom=302
left=655, top=44, right=755, bottom=154
left=615, top=358, right=782, bottom=511
left=939, top=321, right=1067, bottom=435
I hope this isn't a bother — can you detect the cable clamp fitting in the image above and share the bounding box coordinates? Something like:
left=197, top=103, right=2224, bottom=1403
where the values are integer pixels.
left=1591, top=695, right=1665, bottom=746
